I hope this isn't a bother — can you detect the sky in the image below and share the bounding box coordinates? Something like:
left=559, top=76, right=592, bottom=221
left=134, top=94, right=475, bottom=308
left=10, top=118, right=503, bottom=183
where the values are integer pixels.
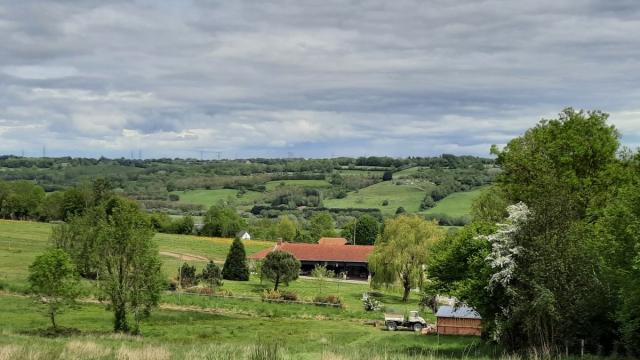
left=1, top=0, right=639, bottom=159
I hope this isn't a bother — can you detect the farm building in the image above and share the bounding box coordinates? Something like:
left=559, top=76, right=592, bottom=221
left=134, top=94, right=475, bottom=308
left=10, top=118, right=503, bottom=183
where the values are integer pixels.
left=236, top=230, right=251, bottom=240
left=249, top=238, right=374, bottom=280
left=435, top=305, right=482, bottom=336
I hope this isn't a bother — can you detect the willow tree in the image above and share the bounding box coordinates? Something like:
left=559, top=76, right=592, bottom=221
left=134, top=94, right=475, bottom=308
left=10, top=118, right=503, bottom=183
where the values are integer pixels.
left=369, top=215, right=444, bottom=302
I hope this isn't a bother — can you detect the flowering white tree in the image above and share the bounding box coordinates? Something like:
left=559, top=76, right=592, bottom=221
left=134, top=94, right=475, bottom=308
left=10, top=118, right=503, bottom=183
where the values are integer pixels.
left=480, top=202, right=529, bottom=290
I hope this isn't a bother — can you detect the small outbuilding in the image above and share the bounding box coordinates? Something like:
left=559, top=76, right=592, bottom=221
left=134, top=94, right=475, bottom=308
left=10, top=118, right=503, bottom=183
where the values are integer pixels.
left=435, top=305, right=482, bottom=336
left=236, top=230, right=251, bottom=240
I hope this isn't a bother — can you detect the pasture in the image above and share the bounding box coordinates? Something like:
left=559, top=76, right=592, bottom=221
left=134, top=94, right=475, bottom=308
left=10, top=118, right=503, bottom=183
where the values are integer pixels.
left=0, top=295, right=489, bottom=360
left=171, top=189, right=264, bottom=208
left=324, top=181, right=432, bottom=215
left=264, top=179, right=332, bottom=191
left=0, top=221, right=421, bottom=312
left=0, top=220, right=492, bottom=359
left=423, top=188, right=486, bottom=218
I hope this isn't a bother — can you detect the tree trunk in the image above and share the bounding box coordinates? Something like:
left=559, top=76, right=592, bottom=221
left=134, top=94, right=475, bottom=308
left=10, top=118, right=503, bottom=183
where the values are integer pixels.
left=402, top=276, right=411, bottom=302
left=49, top=305, right=57, bottom=331
left=274, top=275, right=280, bottom=291
left=114, top=301, right=129, bottom=332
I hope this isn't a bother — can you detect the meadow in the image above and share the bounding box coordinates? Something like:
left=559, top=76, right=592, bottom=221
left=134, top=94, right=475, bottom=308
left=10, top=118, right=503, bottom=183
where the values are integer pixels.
left=0, top=220, right=491, bottom=359
left=323, top=181, right=433, bottom=215
left=171, top=188, right=264, bottom=208
left=264, top=179, right=332, bottom=191
left=423, top=187, right=487, bottom=218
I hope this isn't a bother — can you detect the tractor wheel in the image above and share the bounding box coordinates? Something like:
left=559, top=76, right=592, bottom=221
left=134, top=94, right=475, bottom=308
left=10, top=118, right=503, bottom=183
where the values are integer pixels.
left=386, top=321, right=398, bottom=331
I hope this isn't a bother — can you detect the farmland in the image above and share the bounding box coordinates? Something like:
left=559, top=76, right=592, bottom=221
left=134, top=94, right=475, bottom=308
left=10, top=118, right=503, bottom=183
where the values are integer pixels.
left=171, top=189, right=264, bottom=208
left=323, top=181, right=434, bottom=215
left=0, top=219, right=488, bottom=359
left=422, top=187, right=487, bottom=218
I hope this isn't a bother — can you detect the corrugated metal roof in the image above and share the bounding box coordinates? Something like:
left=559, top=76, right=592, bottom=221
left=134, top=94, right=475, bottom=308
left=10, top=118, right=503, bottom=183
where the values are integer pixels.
left=436, top=305, right=481, bottom=319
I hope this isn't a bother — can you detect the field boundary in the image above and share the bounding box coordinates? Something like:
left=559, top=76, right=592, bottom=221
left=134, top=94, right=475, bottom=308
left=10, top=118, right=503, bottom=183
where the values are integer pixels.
left=168, top=290, right=344, bottom=307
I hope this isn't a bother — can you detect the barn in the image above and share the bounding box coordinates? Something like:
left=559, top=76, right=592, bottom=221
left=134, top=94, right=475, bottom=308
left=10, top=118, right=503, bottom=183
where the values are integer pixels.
left=435, top=305, right=482, bottom=336
left=249, top=238, right=374, bottom=281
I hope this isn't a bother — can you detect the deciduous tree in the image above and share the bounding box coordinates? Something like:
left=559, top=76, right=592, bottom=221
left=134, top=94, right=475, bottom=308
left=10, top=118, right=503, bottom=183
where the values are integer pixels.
left=369, top=215, right=444, bottom=302
left=95, top=197, right=164, bottom=334
left=28, top=248, right=80, bottom=331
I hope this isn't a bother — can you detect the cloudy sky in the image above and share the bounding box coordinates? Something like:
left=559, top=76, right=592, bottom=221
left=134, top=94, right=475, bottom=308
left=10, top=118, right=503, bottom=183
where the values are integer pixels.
left=1, top=0, right=639, bottom=159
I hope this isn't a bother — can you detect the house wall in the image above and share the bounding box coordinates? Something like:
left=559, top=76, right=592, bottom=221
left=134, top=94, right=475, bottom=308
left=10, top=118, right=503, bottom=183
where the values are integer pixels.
left=436, top=317, right=481, bottom=336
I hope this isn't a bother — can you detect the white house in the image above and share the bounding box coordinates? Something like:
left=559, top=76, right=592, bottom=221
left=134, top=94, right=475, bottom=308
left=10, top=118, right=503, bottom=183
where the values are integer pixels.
left=237, top=230, right=251, bottom=240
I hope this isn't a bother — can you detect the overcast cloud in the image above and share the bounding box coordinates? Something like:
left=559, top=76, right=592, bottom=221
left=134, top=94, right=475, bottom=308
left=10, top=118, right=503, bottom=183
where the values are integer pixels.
left=1, top=0, right=639, bottom=159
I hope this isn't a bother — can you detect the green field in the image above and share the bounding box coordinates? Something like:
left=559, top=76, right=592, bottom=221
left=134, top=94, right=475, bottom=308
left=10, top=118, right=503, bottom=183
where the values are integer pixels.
left=0, top=220, right=492, bottom=359
left=336, top=169, right=385, bottom=177
left=423, top=188, right=486, bottom=218
left=265, top=179, right=332, bottom=191
left=0, top=220, right=421, bottom=311
left=324, top=181, right=432, bottom=215
left=393, top=167, right=425, bottom=178
left=0, top=220, right=272, bottom=291
left=171, top=189, right=264, bottom=208
left=0, top=295, right=489, bottom=359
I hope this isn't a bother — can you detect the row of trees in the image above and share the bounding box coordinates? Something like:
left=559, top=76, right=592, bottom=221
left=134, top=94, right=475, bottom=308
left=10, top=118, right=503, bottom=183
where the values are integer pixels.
left=427, top=109, right=640, bottom=355
left=0, top=178, right=112, bottom=221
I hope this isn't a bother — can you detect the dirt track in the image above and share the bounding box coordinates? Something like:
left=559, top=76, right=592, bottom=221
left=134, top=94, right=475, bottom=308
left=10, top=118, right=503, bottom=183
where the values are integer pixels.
left=159, top=251, right=209, bottom=262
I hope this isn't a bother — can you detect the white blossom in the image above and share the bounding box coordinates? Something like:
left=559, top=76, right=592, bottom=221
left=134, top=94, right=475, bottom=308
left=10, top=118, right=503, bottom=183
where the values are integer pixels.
left=479, top=202, right=529, bottom=290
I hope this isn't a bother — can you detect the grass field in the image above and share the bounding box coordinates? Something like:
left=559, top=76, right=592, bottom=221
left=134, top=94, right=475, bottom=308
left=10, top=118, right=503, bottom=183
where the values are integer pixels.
left=393, top=167, right=425, bottom=178
left=336, top=169, right=385, bottom=177
left=324, top=181, right=432, bottom=215
left=0, top=220, right=491, bottom=359
left=423, top=188, right=486, bottom=218
left=0, top=294, right=491, bottom=359
left=0, top=220, right=422, bottom=313
left=265, top=179, right=332, bottom=191
left=0, top=220, right=272, bottom=291
left=171, top=189, right=264, bottom=208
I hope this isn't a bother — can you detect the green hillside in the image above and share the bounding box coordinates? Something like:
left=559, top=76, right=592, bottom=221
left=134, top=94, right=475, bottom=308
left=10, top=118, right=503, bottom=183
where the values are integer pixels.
left=324, top=181, right=432, bottom=215
left=172, top=189, right=264, bottom=208
left=264, top=179, right=331, bottom=191
left=423, top=187, right=486, bottom=218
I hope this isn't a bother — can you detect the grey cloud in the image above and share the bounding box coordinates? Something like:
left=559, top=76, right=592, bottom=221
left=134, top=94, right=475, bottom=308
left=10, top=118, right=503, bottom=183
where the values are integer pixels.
left=0, top=0, right=639, bottom=158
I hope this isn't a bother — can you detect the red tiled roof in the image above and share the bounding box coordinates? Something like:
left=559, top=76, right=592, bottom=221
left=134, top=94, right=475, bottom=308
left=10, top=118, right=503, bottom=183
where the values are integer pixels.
left=249, top=242, right=374, bottom=263
left=318, top=237, right=348, bottom=246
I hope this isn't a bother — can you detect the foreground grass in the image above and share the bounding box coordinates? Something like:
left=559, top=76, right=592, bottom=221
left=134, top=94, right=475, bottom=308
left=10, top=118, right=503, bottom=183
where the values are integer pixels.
left=0, top=295, right=489, bottom=360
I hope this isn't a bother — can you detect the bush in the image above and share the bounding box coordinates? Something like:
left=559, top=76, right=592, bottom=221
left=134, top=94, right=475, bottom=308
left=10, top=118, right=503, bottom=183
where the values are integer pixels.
left=313, top=294, right=343, bottom=308
left=260, top=289, right=299, bottom=302
left=280, top=291, right=298, bottom=301
left=201, top=261, right=223, bottom=288
left=362, top=294, right=384, bottom=311
left=261, top=289, right=282, bottom=301
left=178, top=262, right=197, bottom=288
left=382, top=199, right=389, bottom=206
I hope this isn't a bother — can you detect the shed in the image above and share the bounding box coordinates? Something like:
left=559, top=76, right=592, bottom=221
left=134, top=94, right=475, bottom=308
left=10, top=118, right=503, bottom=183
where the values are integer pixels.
left=436, top=305, right=482, bottom=336
left=236, top=230, right=251, bottom=240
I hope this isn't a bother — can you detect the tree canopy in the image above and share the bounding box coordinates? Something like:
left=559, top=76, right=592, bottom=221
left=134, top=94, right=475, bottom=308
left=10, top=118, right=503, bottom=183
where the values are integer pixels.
left=369, top=215, right=444, bottom=302
left=260, top=250, right=300, bottom=291
left=28, top=248, right=80, bottom=331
